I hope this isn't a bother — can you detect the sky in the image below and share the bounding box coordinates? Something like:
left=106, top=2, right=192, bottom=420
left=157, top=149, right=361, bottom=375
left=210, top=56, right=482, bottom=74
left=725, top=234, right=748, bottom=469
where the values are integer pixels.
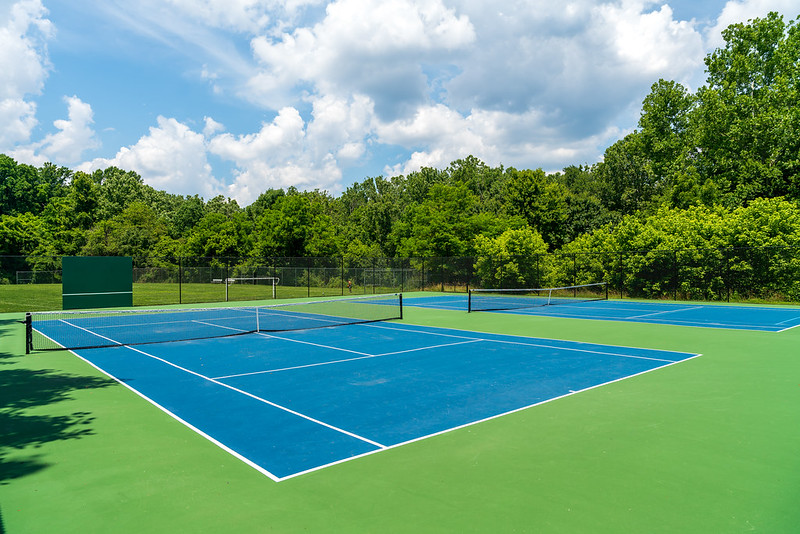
left=1, top=0, right=798, bottom=206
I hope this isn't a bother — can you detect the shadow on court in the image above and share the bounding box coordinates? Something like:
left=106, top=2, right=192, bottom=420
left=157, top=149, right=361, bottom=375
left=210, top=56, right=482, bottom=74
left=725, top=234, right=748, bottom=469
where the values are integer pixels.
left=0, top=318, right=116, bottom=486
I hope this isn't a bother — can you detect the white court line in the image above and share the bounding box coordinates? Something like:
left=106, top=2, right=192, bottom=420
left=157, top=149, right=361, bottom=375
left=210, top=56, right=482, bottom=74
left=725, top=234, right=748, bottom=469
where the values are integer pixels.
left=505, top=308, right=786, bottom=331
left=66, top=311, right=257, bottom=331
left=276, top=352, right=704, bottom=481
left=257, top=332, right=374, bottom=357
left=626, top=306, right=704, bottom=319
left=58, top=319, right=123, bottom=345
left=192, top=319, right=252, bottom=332
left=213, top=339, right=483, bottom=380
left=362, top=322, right=683, bottom=362
left=775, top=315, right=800, bottom=326
left=38, top=321, right=702, bottom=482
left=122, top=344, right=387, bottom=450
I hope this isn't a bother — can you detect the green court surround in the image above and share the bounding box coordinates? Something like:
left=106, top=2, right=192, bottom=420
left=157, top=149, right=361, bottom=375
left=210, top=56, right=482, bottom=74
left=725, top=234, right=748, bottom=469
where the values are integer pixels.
left=1, top=293, right=798, bottom=533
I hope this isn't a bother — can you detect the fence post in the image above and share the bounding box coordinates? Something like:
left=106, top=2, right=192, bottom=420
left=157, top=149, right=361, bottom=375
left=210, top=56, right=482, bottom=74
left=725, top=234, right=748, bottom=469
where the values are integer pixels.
left=467, top=256, right=472, bottom=293
left=573, top=253, right=577, bottom=295
left=401, top=258, right=405, bottom=292
left=178, top=256, right=182, bottom=304
left=341, top=256, right=344, bottom=296
left=422, top=257, right=426, bottom=292
left=726, top=247, right=731, bottom=302
left=440, top=257, right=444, bottom=293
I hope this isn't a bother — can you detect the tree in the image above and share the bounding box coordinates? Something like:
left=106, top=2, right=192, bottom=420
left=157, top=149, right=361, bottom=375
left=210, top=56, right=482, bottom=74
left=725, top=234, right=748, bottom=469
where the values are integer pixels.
left=0, top=156, right=69, bottom=216
left=251, top=190, right=338, bottom=257
left=95, top=167, right=148, bottom=219
left=474, top=227, right=548, bottom=288
left=171, top=195, right=206, bottom=237
left=639, top=79, right=695, bottom=182
left=0, top=213, right=46, bottom=255
left=83, top=202, right=170, bottom=257
left=69, top=172, right=100, bottom=229
left=595, top=132, right=660, bottom=215
left=184, top=211, right=252, bottom=258
left=693, top=12, right=800, bottom=204
left=503, top=167, right=570, bottom=247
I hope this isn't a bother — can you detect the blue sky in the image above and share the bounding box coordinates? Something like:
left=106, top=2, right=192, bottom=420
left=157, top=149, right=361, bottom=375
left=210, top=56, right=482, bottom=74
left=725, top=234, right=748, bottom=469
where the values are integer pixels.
left=1, top=0, right=797, bottom=206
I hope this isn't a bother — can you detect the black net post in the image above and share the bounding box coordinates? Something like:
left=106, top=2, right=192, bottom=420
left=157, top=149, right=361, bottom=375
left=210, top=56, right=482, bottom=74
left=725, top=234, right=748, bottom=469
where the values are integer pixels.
left=25, top=312, right=32, bottom=354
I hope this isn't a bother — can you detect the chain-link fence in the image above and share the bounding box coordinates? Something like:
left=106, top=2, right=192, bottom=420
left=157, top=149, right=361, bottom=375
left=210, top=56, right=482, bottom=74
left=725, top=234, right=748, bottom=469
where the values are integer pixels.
left=2, top=246, right=800, bottom=311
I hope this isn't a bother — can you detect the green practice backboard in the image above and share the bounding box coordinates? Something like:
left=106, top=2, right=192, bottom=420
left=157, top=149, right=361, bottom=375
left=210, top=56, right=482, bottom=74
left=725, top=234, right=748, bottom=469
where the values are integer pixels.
left=62, top=256, right=133, bottom=310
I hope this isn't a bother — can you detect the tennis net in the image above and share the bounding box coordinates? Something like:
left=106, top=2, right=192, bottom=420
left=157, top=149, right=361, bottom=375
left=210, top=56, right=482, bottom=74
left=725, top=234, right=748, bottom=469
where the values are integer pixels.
left=468, top=283, right=608, bottom=313
left=26, top=293, right=403, bottom=352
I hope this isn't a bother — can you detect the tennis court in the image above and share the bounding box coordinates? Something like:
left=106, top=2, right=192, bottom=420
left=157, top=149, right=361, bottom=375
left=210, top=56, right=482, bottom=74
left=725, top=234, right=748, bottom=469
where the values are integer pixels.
left=5, top=291, right=800, bottom=533
left=404, top=293, right=800, bottom=331
left=26, top=294, right=698, bottom=480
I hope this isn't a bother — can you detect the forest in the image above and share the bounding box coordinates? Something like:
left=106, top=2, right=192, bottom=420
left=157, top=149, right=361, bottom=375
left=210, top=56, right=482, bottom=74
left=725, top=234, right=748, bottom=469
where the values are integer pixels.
left=1, top=13, right=799, bottom=299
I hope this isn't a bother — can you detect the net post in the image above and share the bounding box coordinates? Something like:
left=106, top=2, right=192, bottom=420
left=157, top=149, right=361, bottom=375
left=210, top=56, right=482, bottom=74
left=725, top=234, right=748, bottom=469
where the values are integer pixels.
left=399, top=293, right=403, bottom=320
left=467, top=289, right=472, bottom=313
left=605, top=281, right=609, bottom=301
left=25, top=312, right=32, bottom=354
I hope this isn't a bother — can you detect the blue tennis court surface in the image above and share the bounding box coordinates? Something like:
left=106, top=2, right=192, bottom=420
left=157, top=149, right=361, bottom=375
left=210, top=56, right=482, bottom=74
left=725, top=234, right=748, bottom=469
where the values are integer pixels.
left=404, top=295, right=800, bottom=331
left=53, top=321, right=697, bottom=481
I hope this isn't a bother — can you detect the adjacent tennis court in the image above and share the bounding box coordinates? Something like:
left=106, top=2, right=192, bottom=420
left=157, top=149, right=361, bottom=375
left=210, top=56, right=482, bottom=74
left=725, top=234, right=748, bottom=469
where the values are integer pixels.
left=404, top=291, right=800, bottom=331
left=26, top=294, right=697, bottom=480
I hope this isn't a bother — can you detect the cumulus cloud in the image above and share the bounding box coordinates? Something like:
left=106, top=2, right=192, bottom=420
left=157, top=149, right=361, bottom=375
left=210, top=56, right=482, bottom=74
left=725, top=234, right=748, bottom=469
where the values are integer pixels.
left=0, top=0, right=53, bottom=149
left=209, top=106, right=346, bottom=204
left=10, top=0, right=799, bottom=207
left=35, top=95, right=99, bottom=163
left=78, top=116, right=225, bottom=199
left=0, top=98, right=37, bottom=147
left=707, top=0, right=799, bottom=48
left=246, top=0, right=476, bottom=117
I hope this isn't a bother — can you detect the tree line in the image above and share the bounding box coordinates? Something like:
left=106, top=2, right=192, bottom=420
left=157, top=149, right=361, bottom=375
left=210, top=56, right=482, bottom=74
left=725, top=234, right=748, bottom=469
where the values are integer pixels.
left=1, top=13, right=799, bottom=285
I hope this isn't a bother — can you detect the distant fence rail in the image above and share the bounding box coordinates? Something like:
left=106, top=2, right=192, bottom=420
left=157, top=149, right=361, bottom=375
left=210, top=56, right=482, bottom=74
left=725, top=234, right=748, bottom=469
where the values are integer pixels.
left=1, top=246, right=799, bottom=312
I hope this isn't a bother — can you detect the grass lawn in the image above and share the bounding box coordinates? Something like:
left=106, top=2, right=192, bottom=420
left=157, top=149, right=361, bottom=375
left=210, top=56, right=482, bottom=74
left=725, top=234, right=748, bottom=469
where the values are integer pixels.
left=0, top=283, right=399, bottom=312
left=1, top=294, right=799, bottom=532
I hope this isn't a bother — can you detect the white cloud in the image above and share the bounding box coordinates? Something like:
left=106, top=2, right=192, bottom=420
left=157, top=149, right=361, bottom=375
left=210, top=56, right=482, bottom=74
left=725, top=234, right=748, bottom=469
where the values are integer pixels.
left=35, top=95, right=99, bottom=163
left=0, top=98, right=37, bottom=147
left=18, top=0, right=799, bottom=208
left=707, top=0, right=799, bottom=48
left=165, top=0, right=271, bottom=33
left=0, top=0, right=52, bottom=151
left=598, top=2, right=704, bottom=77
left=0, top=0, right=53, bottom=99
left=376, top=104, right=620, bottom=176
left=245, top=0, right=475, bottom=116
left=306, top=94, right=374, bottom=164
left=78, top=116, right=225, bottom=199
left=210, top=106, right=346, bottom=204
